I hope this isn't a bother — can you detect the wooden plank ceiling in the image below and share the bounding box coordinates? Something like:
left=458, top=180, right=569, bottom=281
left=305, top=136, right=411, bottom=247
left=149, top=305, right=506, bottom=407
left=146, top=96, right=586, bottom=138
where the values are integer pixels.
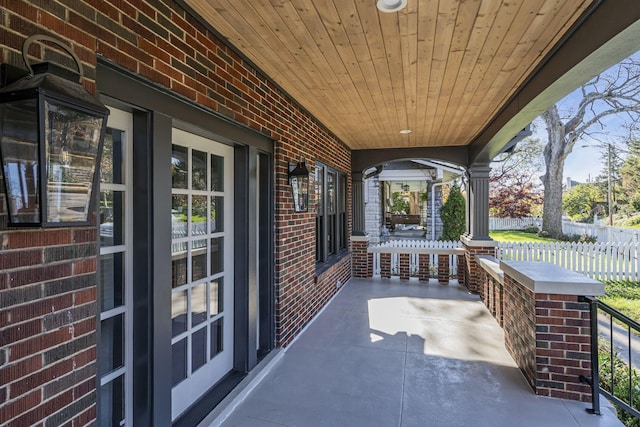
left=184, top=0, right=593, bottom=150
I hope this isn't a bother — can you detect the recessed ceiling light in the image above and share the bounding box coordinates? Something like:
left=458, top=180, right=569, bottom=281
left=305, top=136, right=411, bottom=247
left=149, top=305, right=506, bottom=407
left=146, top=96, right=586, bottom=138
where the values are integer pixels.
left=377, top=0, right=407, bottom=13
left=400, top=129, right=412, bottom=134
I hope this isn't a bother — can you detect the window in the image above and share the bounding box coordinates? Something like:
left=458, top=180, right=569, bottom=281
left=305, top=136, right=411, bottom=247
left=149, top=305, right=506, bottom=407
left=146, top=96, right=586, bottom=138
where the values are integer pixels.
left=316, top=162, right=348, bottom=265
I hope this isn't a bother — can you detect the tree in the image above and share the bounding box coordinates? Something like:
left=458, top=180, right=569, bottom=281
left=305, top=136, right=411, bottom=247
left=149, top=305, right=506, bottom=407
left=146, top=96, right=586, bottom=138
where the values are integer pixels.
left=540, top=55, right=640, bottom=237
left=562, top=183, right=603, bottom=223
left=440, top=185, right=465, bottom=241
left=620, top=138, right=640, bottom=212
left=490, top=135, right=544, bottom=218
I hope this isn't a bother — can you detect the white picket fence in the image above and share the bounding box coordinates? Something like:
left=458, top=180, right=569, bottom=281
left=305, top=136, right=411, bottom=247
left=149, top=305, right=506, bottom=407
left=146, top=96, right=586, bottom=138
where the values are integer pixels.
left=369, top=240, right=462, bottom=277
left=489, top=217, right=640, bottom=244
left=497, top=241, right=639, bottom=281
left=369, top=239, right=640, bottom=281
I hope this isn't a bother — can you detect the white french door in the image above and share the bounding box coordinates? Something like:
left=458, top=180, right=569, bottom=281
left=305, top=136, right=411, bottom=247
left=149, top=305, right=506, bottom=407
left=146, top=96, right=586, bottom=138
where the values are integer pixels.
left=170, top=129, right=235, bottom=420
left=98, top=107, right=133, bottom=426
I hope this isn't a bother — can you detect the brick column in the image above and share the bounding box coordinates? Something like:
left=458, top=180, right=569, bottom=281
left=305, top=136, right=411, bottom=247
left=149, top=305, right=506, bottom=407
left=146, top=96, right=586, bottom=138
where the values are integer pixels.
left=437, top=254, right=449, bottom=284
left=501, top=261, right=604, bottom=402
left=380, top=253, right=391, bottom=279
left=456, top=254, right=465, bottom=284
left=418, top=254, right=430, bottom=282
left=399, top=253, right=410, bottom=280
left=461, top=236, right=497, bottom=293
left=351, top=235, right=372, bottom=278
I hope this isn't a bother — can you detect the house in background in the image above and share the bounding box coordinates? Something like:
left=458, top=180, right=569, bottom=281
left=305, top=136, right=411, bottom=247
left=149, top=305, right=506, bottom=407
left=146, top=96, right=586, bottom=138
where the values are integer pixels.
left=364, top=161, right=465, bottom=243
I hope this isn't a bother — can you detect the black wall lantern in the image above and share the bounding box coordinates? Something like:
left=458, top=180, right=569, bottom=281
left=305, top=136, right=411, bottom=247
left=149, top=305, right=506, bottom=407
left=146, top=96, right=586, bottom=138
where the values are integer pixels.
left=289, top=157, right=310, bottom=213
left=0, top=35, right=109, bottom=226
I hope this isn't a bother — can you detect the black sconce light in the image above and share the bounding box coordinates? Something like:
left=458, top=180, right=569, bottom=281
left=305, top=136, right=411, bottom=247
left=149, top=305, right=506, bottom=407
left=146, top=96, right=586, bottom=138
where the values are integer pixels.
left=0, top=35, right=109, bottom=226
left=289, top=157, right=310, bottom=213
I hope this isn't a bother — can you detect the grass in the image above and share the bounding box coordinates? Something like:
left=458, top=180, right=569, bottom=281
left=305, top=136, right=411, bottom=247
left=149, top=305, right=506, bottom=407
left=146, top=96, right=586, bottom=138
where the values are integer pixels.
left=489, top=230, right=558, bottom=243
left=601, top=280, right=640, bottom=323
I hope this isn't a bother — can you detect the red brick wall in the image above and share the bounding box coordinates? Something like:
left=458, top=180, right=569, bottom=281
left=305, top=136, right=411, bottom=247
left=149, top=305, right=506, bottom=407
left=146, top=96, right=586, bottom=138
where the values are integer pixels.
left=503, top=274, right=538, bottom=391
left=351, top=239, right=372, bottom=278
left=503, top=274, right=592, bottom=402
left=461, top=242, right=496, bottom=292
left=0, top=229, right=98, bottom=426
left=1, top=0, right=352, bottom=424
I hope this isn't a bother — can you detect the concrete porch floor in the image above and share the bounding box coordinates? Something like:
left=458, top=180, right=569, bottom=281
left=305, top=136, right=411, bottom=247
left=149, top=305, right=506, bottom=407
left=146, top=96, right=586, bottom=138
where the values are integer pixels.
left=205, top=278, right=623, bottom=427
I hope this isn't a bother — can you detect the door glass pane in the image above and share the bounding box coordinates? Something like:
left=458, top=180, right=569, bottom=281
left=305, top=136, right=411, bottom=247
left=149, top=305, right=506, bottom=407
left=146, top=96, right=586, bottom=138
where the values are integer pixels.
left=100, top=128, right=124, bottom=184
left=100, top=253, right=124, bottom=312
left=192, top=239, right=207, bottom=282
left=99, top=314, right=124, bottom=376
left=172, top=291, right=187, bottom=337
left=210, top=237, right=224, bottom=275
left=210, top=154, right=224, bottom=192
left=99, top=375, right=124, bottom=427
left=192, top=149, right=207, bottom=191
left=172, top=339, right=187, bottom=386
left=210, top=318, right=223, bottom=359
left=210, top=279, right=223, bottom=317
left=192, top=283, right=207, bottom=327
left=211, top=196, right=224, bottom=233
left=172, top=195, right=187, bottom=239
left=172, top=145, right=188, bottom=189
left=100, top=190, right=124, bottom=247
left=192, top=327, right=207, bottom=373
left=191, top=195, right=207, bottom=236
left=172, top=241, right=187, bottom=288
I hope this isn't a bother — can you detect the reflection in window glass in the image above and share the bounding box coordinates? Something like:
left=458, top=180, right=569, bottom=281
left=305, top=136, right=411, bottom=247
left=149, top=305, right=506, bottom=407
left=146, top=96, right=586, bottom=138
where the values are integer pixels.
left=172, top=339, right=187, bottom=386
left=192, top=283, right=207, bottom=326
left=211, top=237, right=224, bottom=275
left=100, top=128, right=124, bottom=184
left=192, top=149, right=207, bottom=191
left=100, top=190, right=124, bottom=247
left=315, top=166, right=324, bottom=214
left=99, top=314, right=124, bottom=376
left=191, top=195, right=207, bottom=236
left=99, top=374, right=124, bottom=427
left=210, top=279, right=223, bottom=317
left=211, top=154, right=224, bottom=192
left=210, top=318, right=224, bottom=359
left=192, top=327, right=207, bottom=373
left=192, top=239, right=207, bottom=282
left=211, top=196, right=224, bottom=233
left=171, top=145, right=188, bottom=189
left=171, top=241, right=187, bottom=288
left=172, top=195, right=188, bottom=239
left=327, top=172, right=336, bottom=214
left=171, top=290, right=187, bottom=337
left=100, top=253, right=124, bottom=312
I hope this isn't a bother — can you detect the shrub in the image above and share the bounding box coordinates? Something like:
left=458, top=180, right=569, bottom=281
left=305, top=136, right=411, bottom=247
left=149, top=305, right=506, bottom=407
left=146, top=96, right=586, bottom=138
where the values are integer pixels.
left=537, top=230, right=550, bottom=238
left=523, top=226, right=539, bottom=234
left=557, top=233, right=597, bottom=243
left=439, top=185, right=466, bottom=241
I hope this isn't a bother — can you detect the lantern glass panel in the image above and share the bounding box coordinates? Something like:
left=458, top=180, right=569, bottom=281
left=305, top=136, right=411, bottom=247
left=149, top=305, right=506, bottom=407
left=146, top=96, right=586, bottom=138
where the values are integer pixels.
left=0, top=98, right=40, bottom=223
left=291, top=174, right=309, bottom=212
left=44, top=99, right=104, bottom=223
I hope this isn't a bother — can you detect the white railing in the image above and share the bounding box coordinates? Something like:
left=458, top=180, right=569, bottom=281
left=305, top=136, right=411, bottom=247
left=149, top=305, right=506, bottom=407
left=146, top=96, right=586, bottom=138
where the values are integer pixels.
left=368, top=239, right=640, bottom=281
left=369, top=240, right=462, bottom=277
left=489, top=216, right=640, bottom=244
left=489, top=217, right=542, bottom=230
left=497, top=241, right=639, bottom=281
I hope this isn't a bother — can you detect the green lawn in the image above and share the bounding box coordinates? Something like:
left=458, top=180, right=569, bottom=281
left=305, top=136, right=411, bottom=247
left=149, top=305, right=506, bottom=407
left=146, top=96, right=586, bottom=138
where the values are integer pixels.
left=601, top=280, right=640, bottom=323
left=489, top=230, right=558, bottom=243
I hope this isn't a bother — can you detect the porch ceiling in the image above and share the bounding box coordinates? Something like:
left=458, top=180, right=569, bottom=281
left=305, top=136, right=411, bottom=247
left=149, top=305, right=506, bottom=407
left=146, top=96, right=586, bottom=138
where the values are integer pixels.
left=184, top=1, right=594, bottom=151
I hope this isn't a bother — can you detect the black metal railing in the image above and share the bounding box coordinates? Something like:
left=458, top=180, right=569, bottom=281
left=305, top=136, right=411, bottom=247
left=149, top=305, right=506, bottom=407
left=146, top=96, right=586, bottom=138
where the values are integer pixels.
left=581, top=295, right=640, bottom=420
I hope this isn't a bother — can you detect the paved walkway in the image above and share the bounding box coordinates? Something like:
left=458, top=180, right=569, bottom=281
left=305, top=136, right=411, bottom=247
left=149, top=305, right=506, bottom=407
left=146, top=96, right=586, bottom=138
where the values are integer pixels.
left=208, top=278, right=622, bottom=427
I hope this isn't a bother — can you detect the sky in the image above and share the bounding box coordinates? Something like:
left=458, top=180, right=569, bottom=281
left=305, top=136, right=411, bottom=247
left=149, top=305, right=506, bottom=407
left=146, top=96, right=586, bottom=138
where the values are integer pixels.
left=525, top=50, right=640, bottom=185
